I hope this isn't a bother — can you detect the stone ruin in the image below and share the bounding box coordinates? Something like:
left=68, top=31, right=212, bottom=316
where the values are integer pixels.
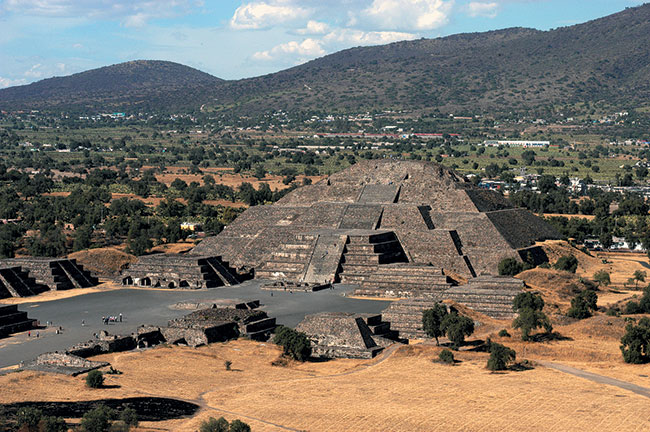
left=296, top=312, right=404, bottom=359
left=119, top=253, right=245, bottom=289
left=193, top=159, right=559, bottom=287
left=24, top=352, right=109, bottom=376
left=0, top=304, right=37, bottom=338
left=0, top=258, right=99, bottom=298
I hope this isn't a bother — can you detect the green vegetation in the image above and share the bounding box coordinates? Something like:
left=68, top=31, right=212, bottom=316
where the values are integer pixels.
left=273, top=326, right=312, bottom=361
left=80, top=405, right=115, bottom=432
left=498, top=258, right=524, bottom=276
left=512, top=292, right=553, bottom=341
left=85, top=370, right=104, bottom=388
left=487, top=342, right=517, bottom=371
left=199, top=416, right=251, bottom=432
left=620, top=317, right=650, bottom=364
left=498, top=329, right=511, bottom=337
left=422, top=303, right=449, bottom=345
left=553, top=255, right=578, bottom=273
left=567, top=289, right=598, bottom=319
left=438, top=349, right=455, bottom=364
left=593, top=270, right=611, bottom=286
left=440, top=311, right=475, bottom=349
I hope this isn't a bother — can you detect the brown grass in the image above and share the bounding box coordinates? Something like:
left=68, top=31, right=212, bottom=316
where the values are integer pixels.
left=68, top=247, right=136, bottom=278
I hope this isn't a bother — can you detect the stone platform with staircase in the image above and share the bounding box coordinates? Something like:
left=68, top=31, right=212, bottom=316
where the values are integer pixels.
left=0, top=258, right=98, bottom=292
left=0, top=304, right=37, bottom=338
left=0, top=266, right=49, bottom=299
left=120, top=254, right=243, bottom=289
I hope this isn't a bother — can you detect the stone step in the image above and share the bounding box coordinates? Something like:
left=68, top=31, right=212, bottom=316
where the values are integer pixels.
left=259, top=262, right=306, bottom=272
left=0, top=311, right=29, bottom=326
left=345, top=240, right=403, bottom=253
left=255, top=270, right=305, bottom=280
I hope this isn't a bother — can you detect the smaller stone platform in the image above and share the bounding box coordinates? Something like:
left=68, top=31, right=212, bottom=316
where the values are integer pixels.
left=350, top=264, right=454, bottom=298
left=120, top=254, right=242, bottom=289
left=0, top=304, right=37, bottom=338
left=296, top=312, right=404, bottom=359
left=0, top=266, right=49, bottom=299
left=24, top=352, right=109, bottom=376
left=0, top=258, right=99, bottom=291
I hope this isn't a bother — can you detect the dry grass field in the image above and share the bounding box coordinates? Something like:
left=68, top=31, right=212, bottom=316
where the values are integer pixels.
left=1, top=332, right=649, bottom=431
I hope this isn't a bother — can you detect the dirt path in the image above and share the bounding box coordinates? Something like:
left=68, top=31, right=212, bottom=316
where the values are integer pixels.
left=537, top=360, right=650, bottom=399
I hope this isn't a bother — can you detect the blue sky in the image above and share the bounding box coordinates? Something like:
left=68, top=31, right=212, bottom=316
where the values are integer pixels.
left=0, top=0, right=646, bottom=88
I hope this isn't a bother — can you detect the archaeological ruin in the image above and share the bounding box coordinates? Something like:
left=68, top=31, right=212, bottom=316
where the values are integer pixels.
left=0, top=304, right=37, bottom=338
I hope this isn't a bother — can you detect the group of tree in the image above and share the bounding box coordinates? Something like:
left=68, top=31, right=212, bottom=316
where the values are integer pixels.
left=272, top=326, right=312, bottom=361
left=620, top=317, right=650, bottom=364
left=567, top=289, right=598, bottom=319
left=8, top=403, right=138, bottom=432
left=199, top=416, right=251, bottom=432
left=422, top=304, right=475, bottom=349
left=512, top=292, right=553, bottom=341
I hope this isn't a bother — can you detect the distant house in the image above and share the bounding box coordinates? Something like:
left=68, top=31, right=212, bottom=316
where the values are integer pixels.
left=180, top=222, right=201, bottom=232
left=483, top=140, right=550, bottom=148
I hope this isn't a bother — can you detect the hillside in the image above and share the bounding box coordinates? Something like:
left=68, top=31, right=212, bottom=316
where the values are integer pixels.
left=211, top=4, right=650, bottom=114
left=0, top=60, right=222, bottom=112
left=1, top=4, right=649, bottom=114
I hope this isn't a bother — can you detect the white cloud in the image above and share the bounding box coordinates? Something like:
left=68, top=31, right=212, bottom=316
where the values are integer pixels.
left=252, top=38, right=325, bottom=61
left=362, top=0, right=453, bottom=31
left=1, top=0, right=200, bottom=26
left=230, top=1, right=310, bottom=30
left=467, top=1, right=499, bottom=18
left=23, top=63, right=43, bottom=78
left=297, top=20, right=329, bottom=35
left=323, top=28, right=416, bottom=45
left=0, top=76, right=27, bottom=88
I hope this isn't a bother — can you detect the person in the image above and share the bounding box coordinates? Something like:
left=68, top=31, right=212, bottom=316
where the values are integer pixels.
left=119, top=313, right=122, bottom=322
left=28, top=331, right=30, bottom=337
left=81, top=319, right=85, bottom=326
left=36, top=331, right=39, bottom=338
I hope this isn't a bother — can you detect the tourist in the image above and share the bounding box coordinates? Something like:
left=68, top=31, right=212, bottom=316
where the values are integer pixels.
left=119, top=313, right=122, bottom=322
left=28, top=331, right=30, bottom=337
left=81, top=319, right=85, bottom=326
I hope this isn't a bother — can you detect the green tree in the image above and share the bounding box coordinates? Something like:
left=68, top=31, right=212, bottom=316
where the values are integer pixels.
left=43, top=416, right=68, bottom=432
left=498, top=257, right=523, bottom=276
left=554, top=255, right=578, bottom=273
left=593, top=270, right=611, bottom=287
left=86, top=370, right=104, bottom=388
left=512, top=292, right=552, bottom=341
left=229, top=419, right=252, bottom=432
left=273, top=326, right=312, bottom=361
left=119, top=407, right=138, bottom=428
left=633, top=270, right=646, bottom=289
left=16, top=407, right=42, bottom=432
left=620, top=318, right=650, bottom=364
left=422, top=303, right=448, bottom=345
left=199, top=416, right=230, bottom=432
left=440, top=312, right=474, bottom=349
left=438, top=348, right=455, bottom=364
left=567, top=289, right=598, bottom=319
left=80, top=405, right=115, bottom=432
left=487, top=342, right=517, bottom=371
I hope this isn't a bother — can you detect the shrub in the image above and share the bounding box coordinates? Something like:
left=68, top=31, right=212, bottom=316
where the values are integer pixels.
left=620, top=318, right=650, bottom=364
left=625, top=301, right=643, bottom=314
left=119, top=407, right=138, bottom=428
left=42, top=415, right=67, bottom=432
left=440, top=312, right=474, bottom=349
left=199, top=416, right=251, bottom=432
left=16, top=407, right=42, bottom=431
left=273, top=326, right=312, bottom=361
left=422, top=303, right=448, bottom=345
left=229, top=419, right=252, bottom=432
left=498, top=258, right=523, bottom=276
left=80, top=404, right=115, bottom=432
left=224, top=360, right=232, bottom=371
left=438, top=348, right=455, bottom=364
left=512, top=292, right=552, bottom=341
left=498, top=329, right=511, bottom=337
left=86, top=370, right=104, bottom=388
left=593, top=270, right=611, bottom=286
left=554, top=255, right=578, bottom=273
left=487, top=343, right=517, bottom=371
left=567, top=289, right=598, bottom=319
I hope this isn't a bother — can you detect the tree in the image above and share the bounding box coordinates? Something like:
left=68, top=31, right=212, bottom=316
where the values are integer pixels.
left=229, top=419, right=252, bottom=432
left=440, top=312, right=474, bottom=349
left=438, top=348, right=455, bottom=364
left=554, top=255, right=578, bottom=273
left=422, top=303, right=448, bottom=345
left=80, top=405, right=115, bottom=432
left=620, top=318, right=650, bottom=364
left=512, top=292, right=552, bottom=341
left=498, top=258, right=523, bottom=276
left=487, top=342, right=516, bottom=371
left=593, top=270, right=611, bottom=287
left=567, top=289, right=598, bottom=319
left=119, top=407, right=138, bottom=428
left=16, top=407, right=42, bottom=432
left=86, top=370, right=104, bottom=388
left=633, top=270, right=646, bottom=289
left=43, top=416, right=67, bottom=432
left=273, top=326, right=312, bottom=361
left=200, top=417, right=229, bottom=432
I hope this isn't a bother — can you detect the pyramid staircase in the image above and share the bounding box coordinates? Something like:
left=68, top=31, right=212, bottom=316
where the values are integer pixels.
left=0, top=304, right=37, bottom=338
left=255, top=234, right=318, bottom=281
left=338, top=231, right=409, bottom=284
left=352, top=264, right=454, bottom=298
left=0, top=266, right=49, bottom=298
left=381, top=298, right=445, bottom=340
left=1, top=258, right=99, bottom=291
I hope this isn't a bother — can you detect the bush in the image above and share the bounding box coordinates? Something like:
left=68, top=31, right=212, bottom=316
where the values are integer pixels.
left=438, top=348, right=455, bottom=364
left=119, top=407, right=138, bottom=428
left=199, top=416, right=251, bottom=432
left=567, top=289, right=598, bottom=319
left=273, top=326, right=312, bottom=361
left=512, top=292, right=552, bottom=341
left=41, top=415, right=67, bottom=432
left=554, top=255, right=578, bottom=273
left=86, top=370, right=104, bottom=388
left=422, top=303, right=448, bottom=345
left=440, top=312, right=474, bottom=349
left=625, top=301, right=643, bottom=314
left=593, top=270, right=611, bottom=286
left=487, top=343, right=517, bottom=371
left=498, top=329, right=511, bottom=337
left=620, top=317, right=650, bottom=364
left=80, top=404, right=115, bottom=432
left=16, top=407, right=42, bottom=431
left=498, top=258, right=523, bottom=276
left=224, top=360, right=232, bottom=371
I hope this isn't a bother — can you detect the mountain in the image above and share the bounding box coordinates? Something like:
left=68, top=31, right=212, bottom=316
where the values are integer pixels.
left=210, top=4, right=650, bottom=114
left=1, top=4, right=649, bottom=115
left=0, top=60, right=222, bottom=112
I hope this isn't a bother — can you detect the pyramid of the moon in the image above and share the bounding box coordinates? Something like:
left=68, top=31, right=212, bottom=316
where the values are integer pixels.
left=193, top=160, right=560, bottom=284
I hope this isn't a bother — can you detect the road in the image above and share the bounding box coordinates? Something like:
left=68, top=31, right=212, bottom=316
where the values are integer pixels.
left=0, top=281, right=388, bottom=368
